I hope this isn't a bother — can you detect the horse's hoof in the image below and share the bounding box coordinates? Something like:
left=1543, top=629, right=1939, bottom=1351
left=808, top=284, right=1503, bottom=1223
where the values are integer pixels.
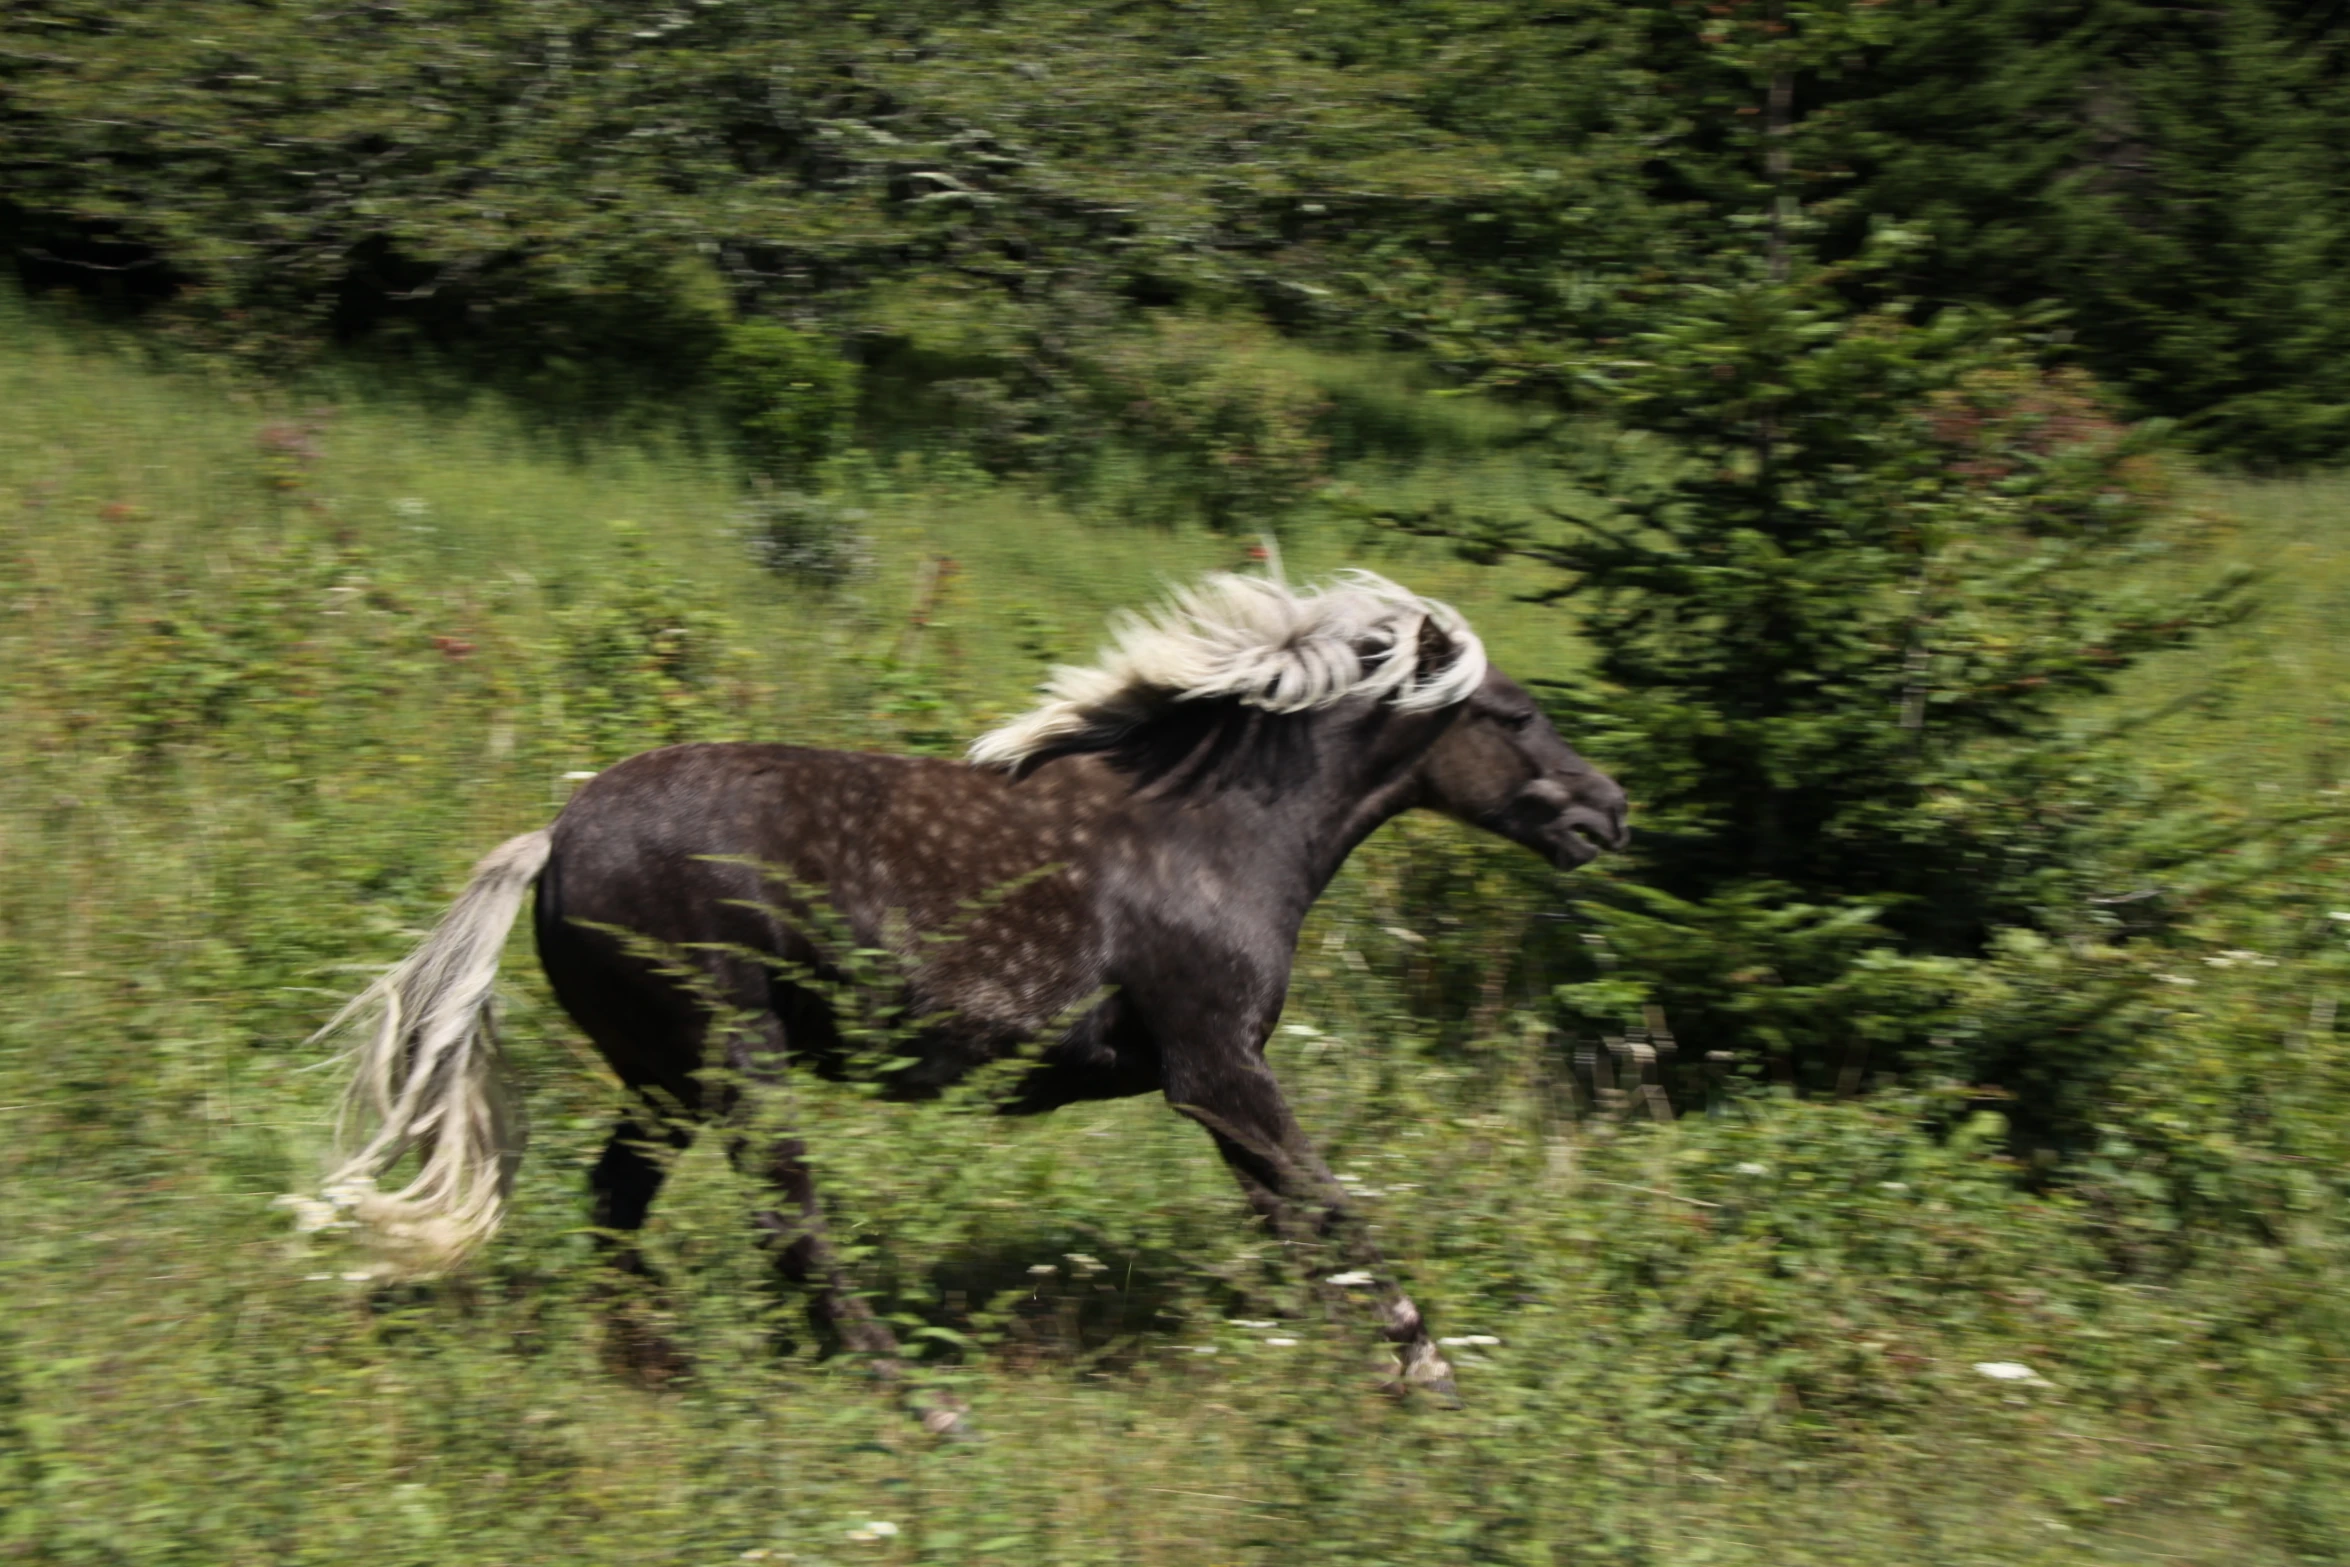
left=1388, top=1342, right=1460, bottom=1406
left=602, top=1313, right=692, bottom=1387
left=914, top=1394, right=978, bottom=1442
left=1382, top=1371, right=1462, bottom=1407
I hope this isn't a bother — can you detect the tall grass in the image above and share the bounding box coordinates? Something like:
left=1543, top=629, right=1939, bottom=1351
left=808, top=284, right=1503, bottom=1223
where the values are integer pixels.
left=3, top=296, right=2347, bottom=1565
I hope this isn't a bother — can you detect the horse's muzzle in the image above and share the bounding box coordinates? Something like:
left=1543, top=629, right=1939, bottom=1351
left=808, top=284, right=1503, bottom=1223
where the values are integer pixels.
left=1559, top=804, right=1629, bottom=865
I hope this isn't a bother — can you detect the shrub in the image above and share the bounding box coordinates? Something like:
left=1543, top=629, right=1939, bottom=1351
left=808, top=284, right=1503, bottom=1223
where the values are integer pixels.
left=553, top=524, right=753, bottom=762
left=735, top=486, right=870, bottom=590
left=1088, top=318, right=1331, bottom=531
left=714, top=320, right=858, bottom=486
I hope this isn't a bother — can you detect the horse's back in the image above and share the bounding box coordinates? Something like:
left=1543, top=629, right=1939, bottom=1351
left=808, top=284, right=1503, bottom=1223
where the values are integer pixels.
left=534, top=741, right=1123, bottom=1091
left=541, top=742, right=857, bottom=939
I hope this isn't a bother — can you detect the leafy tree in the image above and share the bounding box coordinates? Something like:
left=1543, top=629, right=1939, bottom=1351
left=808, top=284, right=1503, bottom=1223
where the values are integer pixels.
left=1375, top=1, right=2350, bottom=465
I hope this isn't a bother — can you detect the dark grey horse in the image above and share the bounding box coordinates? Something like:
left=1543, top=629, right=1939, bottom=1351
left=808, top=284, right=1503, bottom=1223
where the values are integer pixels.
left=304, top=570, right=1626, bottom=1417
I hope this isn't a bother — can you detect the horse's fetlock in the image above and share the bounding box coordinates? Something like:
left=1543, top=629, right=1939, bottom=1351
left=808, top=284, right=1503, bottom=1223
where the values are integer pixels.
left=1399, top=1337, right=1458, bottom=1400
left=912, top=1390, right=976, bottom=1441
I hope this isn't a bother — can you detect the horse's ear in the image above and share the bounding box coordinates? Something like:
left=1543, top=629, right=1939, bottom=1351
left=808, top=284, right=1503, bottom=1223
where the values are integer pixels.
left=1415, top=615, right=1467, bottom=682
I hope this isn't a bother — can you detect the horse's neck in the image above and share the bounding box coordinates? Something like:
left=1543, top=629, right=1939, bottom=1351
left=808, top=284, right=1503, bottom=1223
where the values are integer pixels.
left=1161, top=702, right=1445, bottom=921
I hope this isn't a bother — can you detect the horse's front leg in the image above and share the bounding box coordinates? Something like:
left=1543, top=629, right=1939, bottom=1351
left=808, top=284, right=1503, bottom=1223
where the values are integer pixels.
left=1163, top=1046, right=1456, bottom=1398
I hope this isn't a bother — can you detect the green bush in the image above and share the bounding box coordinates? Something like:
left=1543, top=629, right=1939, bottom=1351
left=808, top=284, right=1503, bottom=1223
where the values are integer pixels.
left=734, top=486, right=871, bottom=590
left=553, top=523, right=755, bottom=763
left=714, top=321, right=859, bottom=486
left=1089, top=319, right=1332, bottom=531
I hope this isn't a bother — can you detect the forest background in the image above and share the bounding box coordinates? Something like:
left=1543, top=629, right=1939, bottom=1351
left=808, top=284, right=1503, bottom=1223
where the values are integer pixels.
left=4, top=3, right=2350, bottom=1564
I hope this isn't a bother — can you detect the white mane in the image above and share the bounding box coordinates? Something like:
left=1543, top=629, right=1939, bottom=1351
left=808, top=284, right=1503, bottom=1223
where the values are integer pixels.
left=969, top=567, right=1489, bottom=770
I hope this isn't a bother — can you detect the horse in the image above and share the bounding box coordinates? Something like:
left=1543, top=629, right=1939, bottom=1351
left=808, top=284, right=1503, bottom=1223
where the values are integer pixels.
left=301, top=568, right=1627, bottom=1419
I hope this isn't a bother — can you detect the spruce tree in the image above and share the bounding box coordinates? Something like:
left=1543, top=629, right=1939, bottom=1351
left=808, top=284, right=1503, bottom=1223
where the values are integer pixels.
left=1382, top=4, right=2253, bottom=1121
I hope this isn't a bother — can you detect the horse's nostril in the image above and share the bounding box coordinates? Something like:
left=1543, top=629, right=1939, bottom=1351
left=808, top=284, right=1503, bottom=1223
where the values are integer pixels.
left=1559, top=806, right=1626, bottom=859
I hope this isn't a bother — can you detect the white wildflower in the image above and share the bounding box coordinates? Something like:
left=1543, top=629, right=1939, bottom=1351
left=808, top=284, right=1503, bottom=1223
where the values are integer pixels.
left=1027, top=1263, right=1057, bottom=1276
left=1064, top=1253, right=1106, bottom=1273
left=1879, top=1181, right=1909, bottom=1192
left=1438, top=1335, right=1501, bottom=1348
left=1973, top=1361, right=2051, bottom=1387
left=276, top=1177, right=374, bottom=1239
left=1264, top=1337, right=1298, bottom=1347
left=1229, top=1319, right=1277, bottom=1330
left=321, top=1176, right=376, bottom=1208
left=1324, top=1271, right=1376, bottom=1287
left=1735, top=1161, right=1769, bottom=1176
left=273, top=1194, right=339, bottom=1234
left=390, top=497, right=430, bottom=518
left=1281, top=1023, right=1319, bottom=1037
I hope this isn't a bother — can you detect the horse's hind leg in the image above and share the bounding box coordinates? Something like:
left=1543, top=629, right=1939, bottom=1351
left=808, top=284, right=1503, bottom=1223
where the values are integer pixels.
left=717, top=1012, right=896, bottom=1346
left=590, top=1113, right=693, bottom=1270
left=728, top=1115, right=969, bottom=1435
left=725, top=1013, right=970, bottom=1436
left=589, top=1112, right=695, bottom=1379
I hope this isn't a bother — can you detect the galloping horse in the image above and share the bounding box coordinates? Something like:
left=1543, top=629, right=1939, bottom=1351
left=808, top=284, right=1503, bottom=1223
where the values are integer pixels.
left=305, top=568, right=1626, bottom=1407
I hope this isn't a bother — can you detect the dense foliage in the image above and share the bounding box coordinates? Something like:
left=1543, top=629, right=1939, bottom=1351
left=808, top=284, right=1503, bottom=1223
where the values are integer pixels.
left=8, top=2, right=2350, bottom=460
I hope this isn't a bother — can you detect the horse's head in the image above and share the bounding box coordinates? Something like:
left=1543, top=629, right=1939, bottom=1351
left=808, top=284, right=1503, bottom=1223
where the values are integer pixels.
left=1414, top=668, right=1627, bottom=869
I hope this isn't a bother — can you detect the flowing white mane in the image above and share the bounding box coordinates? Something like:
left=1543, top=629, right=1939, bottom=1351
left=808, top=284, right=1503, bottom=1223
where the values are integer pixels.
left=969, top=567, right=1489, bottom=770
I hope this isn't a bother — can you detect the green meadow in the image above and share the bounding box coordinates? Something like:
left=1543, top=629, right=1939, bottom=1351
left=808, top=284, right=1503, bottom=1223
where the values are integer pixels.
left=3, top=296, right=2348, bottom=1567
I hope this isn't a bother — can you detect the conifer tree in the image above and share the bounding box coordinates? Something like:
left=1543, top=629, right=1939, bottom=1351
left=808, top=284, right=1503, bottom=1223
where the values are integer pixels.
left=1385, top=9, right=2250, bottom=1121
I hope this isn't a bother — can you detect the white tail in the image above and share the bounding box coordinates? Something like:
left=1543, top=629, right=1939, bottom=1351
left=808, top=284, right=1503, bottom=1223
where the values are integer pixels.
left=301, top=829, right=553, bottom=1278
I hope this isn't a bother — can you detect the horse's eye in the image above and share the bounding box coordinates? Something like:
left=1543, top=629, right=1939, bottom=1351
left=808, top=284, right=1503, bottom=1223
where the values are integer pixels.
left=1502, top=710, right=1536, bottom=730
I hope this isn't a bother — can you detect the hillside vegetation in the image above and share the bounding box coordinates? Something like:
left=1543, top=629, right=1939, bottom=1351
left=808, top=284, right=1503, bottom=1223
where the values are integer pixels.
left=9, top=1, right=2350, bottom=460
left=6, top=2, right=2350, bottom=1558
left=3, top=295, right=2348, bottom=1565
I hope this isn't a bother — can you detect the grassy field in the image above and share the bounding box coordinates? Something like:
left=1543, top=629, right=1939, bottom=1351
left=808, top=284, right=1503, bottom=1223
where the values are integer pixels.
left=3, top=296, right=2348, bottom=1566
